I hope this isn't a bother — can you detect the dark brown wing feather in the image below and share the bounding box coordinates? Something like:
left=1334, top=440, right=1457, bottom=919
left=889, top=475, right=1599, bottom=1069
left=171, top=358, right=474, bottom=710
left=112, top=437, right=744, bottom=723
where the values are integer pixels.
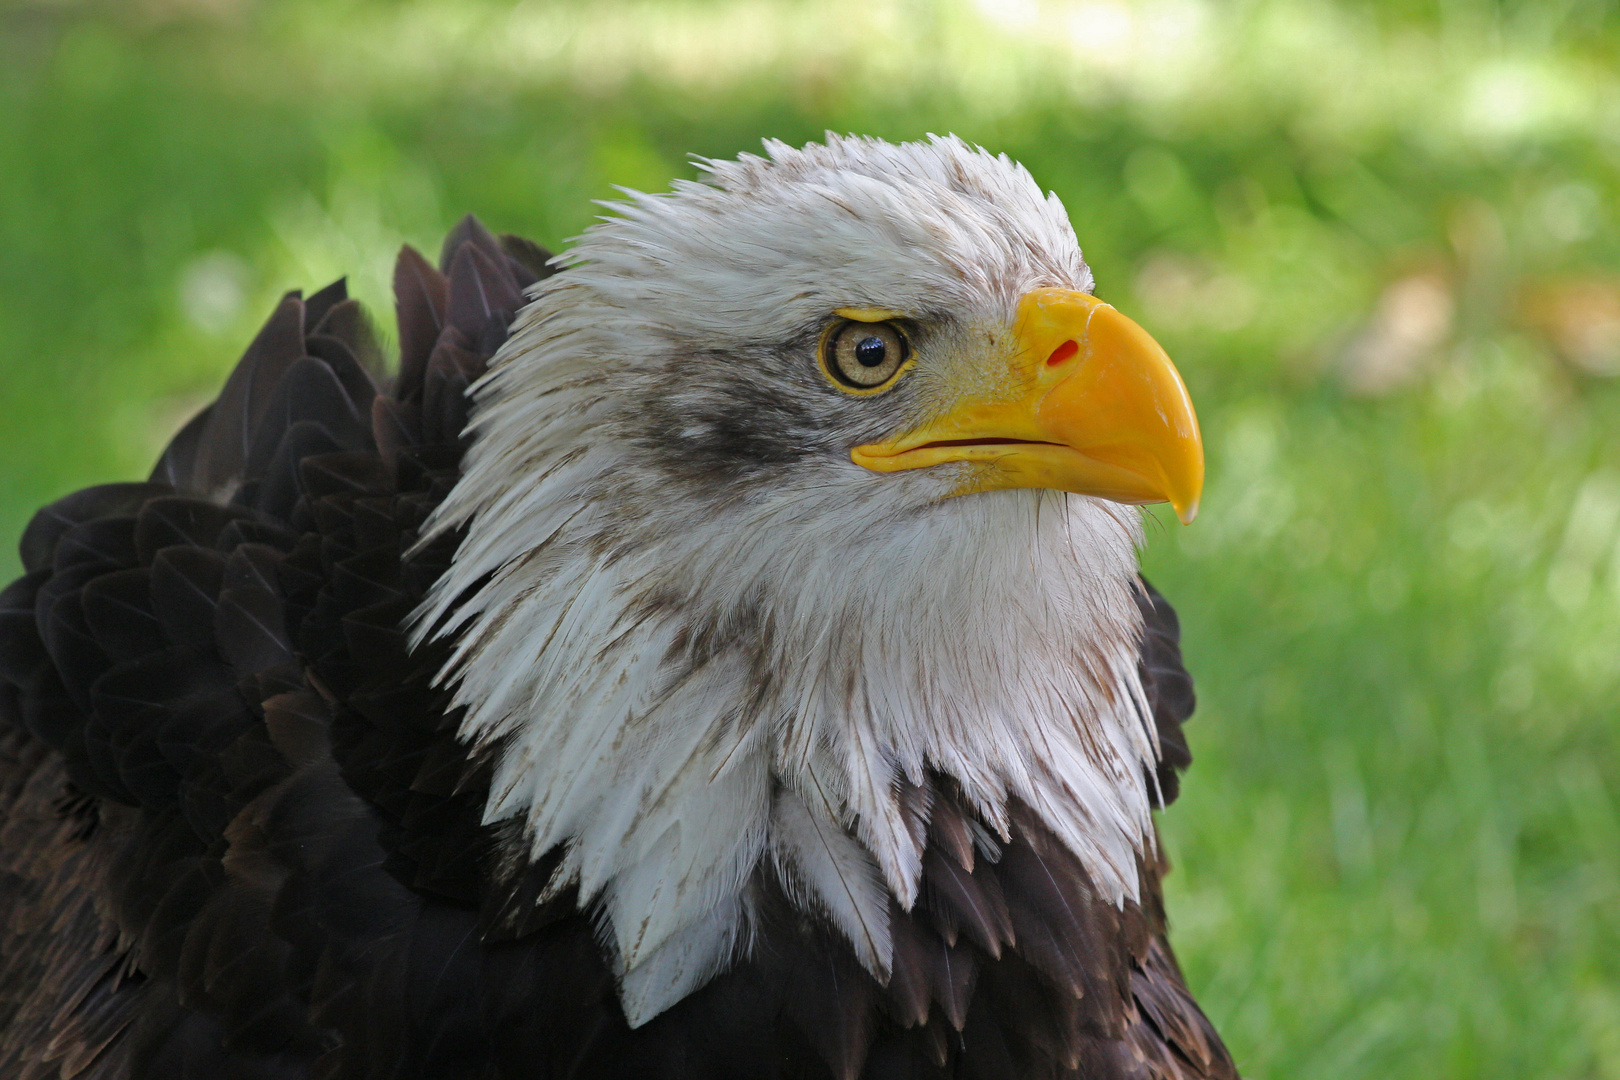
left=1137, top=579, right=1196, bottom=809
left=0, top=220, right=1234, bottom=1079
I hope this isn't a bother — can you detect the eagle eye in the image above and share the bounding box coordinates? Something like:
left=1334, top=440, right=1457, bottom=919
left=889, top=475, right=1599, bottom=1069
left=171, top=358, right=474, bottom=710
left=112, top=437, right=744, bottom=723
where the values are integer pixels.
left=821, top=319, right=912, bottom=394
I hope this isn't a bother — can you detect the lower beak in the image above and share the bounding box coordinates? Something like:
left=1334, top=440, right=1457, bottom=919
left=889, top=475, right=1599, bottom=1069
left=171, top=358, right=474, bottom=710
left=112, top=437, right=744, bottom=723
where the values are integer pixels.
left=850, top=288, right=1204, bottom=524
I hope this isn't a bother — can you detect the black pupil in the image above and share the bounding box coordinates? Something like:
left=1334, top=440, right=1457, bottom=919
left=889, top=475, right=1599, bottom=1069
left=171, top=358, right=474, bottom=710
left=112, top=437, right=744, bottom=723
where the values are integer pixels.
left=854, top=335, right=888, bottom=367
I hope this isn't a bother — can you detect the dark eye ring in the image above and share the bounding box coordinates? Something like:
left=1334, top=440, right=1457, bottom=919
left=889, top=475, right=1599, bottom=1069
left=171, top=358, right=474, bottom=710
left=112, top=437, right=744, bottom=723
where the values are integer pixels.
left=821, top=319, right=911, bottom=393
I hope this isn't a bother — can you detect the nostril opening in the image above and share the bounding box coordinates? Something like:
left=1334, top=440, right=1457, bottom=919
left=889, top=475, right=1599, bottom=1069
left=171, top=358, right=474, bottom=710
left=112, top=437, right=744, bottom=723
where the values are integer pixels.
left=1047, top=340, right=1078, bottom=367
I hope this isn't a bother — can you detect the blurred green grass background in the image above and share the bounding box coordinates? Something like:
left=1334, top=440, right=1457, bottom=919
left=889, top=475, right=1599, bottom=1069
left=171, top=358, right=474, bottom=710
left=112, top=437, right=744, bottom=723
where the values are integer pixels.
left=3, top=0, right=1619, bottom=1074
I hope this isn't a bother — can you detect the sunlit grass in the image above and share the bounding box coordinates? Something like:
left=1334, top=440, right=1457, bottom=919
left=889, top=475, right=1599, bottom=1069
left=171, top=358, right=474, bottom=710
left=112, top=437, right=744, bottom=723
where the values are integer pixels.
left=2, top=0, right=1618, bottom=1075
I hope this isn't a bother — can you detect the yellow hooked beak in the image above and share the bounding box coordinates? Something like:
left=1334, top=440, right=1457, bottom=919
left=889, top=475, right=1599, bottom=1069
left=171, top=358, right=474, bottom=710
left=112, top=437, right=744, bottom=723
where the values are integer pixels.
left=850, top=288, right=1204, bottom=524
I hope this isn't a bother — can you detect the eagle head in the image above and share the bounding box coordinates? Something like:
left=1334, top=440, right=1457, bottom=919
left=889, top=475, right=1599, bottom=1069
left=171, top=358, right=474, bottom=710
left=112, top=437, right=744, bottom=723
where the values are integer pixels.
left=414, top=134, right=1203, bottom=1024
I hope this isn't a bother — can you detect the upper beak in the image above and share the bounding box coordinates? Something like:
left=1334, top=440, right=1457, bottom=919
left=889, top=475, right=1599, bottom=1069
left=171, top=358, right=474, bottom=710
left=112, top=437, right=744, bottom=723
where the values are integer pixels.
left=850, top=288, right=1204, bottom=524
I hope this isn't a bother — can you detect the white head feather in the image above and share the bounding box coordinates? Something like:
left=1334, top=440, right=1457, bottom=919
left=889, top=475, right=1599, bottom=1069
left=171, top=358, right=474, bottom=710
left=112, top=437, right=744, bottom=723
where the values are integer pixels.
left=413, top=134, right=1160, bottom=1025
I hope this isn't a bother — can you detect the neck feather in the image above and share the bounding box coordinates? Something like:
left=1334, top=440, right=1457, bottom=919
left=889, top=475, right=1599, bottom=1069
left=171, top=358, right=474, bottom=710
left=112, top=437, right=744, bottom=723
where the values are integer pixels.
left=417, top=389, right=1157, bottom=1023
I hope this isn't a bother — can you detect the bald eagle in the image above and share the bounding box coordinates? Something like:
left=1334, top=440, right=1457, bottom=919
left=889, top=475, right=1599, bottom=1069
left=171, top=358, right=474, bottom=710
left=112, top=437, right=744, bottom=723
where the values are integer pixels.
left=0, top=135, right=1233, bottom=1079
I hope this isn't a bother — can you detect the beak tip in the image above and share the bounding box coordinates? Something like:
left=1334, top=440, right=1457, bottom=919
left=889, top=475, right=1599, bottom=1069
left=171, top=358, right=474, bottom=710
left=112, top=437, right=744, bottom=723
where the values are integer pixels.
left=1173, top=498, right=1199, bottom=526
